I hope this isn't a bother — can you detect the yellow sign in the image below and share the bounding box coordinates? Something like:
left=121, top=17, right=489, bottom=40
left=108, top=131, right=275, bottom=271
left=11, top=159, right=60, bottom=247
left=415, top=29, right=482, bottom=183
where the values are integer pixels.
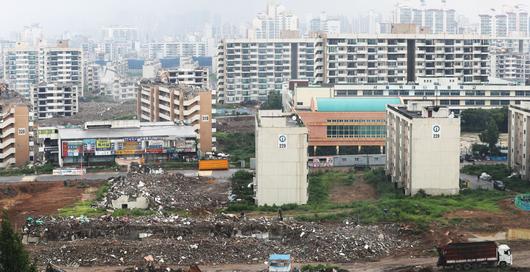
left=96, top=139, right=111, bottom=149
left=115, top=149, right=138, bottom=155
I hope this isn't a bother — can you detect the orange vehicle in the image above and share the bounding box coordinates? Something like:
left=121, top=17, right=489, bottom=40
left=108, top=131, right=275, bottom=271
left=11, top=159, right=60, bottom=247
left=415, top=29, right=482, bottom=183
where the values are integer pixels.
left=198, top=159, right=229, bottom=171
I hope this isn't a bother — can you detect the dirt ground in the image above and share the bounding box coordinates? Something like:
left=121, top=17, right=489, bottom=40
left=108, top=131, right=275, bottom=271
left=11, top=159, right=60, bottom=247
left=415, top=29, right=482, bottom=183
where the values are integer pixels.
left=0, top=181, right=100, bottom=226
left=329, top=173, right=377, bottom=203
left=216, top=116, right=255, bottom=134
left=38, top=101, right=137, bottom=126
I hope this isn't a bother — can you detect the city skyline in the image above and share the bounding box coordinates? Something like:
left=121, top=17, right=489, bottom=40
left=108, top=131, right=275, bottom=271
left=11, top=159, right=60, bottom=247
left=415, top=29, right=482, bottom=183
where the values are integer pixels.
left=0, top=0, right=528, bottom=39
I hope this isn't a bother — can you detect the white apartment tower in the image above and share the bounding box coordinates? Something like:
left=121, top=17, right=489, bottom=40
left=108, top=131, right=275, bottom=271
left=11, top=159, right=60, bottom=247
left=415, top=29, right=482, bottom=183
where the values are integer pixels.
left=386, top=103, right=460, bottom=196
left=479, top=7, right=529, bottom=37
left=31, top=83, right=79, bottom=119
left=395, top=1, right=458, bottom=34
left=248, top=2, right=299, bottom=39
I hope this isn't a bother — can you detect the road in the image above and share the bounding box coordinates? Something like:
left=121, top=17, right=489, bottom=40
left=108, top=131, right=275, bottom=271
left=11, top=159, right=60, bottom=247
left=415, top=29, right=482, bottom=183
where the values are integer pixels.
left=57, top=249, right=530, bottom=271
left=0, top=169, right=241, bottom=184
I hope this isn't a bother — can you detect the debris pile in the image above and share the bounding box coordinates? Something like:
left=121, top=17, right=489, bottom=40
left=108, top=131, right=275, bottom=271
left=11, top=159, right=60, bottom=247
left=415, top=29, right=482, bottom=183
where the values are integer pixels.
left=99, top=173, right=229, bottom=211
left=25, top=216, right=418, bottom=267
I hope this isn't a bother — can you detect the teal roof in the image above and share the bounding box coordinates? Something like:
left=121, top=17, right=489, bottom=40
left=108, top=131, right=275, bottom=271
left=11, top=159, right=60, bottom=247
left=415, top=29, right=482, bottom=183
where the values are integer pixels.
left=316, top=98, right=401, bottom=112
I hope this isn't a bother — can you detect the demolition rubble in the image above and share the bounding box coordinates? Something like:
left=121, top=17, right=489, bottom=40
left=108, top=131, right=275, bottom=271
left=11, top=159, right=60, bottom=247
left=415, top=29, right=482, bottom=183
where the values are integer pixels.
left=99, top=173, right=229, bottom=212
left=25, top=215, right=418, bottom=267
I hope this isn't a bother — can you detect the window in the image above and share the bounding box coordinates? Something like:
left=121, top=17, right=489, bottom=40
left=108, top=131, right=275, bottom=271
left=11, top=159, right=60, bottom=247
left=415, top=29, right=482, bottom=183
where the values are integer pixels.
left=201, top=115, right=209, bottom=121
left=327, top=124, right=385, bottom=138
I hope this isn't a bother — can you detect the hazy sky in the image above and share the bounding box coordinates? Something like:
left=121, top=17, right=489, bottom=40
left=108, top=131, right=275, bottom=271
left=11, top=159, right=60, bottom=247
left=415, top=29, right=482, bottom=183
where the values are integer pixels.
left=0, top=0, right=525, bottom=39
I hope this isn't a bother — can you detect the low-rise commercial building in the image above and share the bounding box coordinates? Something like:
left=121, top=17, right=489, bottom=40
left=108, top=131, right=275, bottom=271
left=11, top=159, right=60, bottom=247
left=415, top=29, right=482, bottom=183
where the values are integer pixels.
left=508, top=103, right=530, bottom=180
left=286, top=77, right=530, bottom=115
left=137, top=81, right=214, bottom=153
left=296, top=97, right=401, bottom=156
left=52, top=120, right=196, bottom=167
left=386, top=103, right=460, bottom=196
left=0, top=97, right=34, bottom=168
left=255, top=110, right=308, bottom=206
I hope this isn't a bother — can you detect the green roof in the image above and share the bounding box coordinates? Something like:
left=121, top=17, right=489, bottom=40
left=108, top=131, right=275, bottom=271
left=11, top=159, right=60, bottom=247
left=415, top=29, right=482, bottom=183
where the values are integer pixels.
left=316, top=98, right=401, bottom=112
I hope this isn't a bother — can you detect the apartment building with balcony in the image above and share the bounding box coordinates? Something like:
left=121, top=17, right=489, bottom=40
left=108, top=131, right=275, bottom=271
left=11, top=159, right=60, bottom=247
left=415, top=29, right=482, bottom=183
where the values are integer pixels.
left=39, top=40, right=83, bottom=96
left=3, top=43, right=39, bottom=98
left=137, top=81, right=214, bottom=153
left=4, top=41, right=83, bottom=99
left=84, top=63, right=102, bottom=95
left=31, top=83, right=79, bottom=120
left=217, top=34, right=491, bottom=103
left=164, top=66, right=209, bottom=88
left=508, top=103, right=530, bottom=180
left=0, top=101, right=33, bottom=168
left=386, top=103, right=460, bottom=196
left=490, top=49, right=530, bottom=85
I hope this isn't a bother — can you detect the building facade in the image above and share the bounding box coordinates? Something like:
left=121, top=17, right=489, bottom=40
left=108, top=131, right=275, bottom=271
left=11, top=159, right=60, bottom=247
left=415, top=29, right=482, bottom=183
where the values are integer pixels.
left=508, top=103, right=530, bottom=180
left=53, top=120, right=196, bottom=167
left=0, top=102, right=33, bottom=168
left=31, top=83, right=79, bottom=119
left=217, top=34, right=491, bottom=103
left=295, top=97, right=401, bottom=156
left=3, top=43, right=39, bottom=98
left=386, top=104, right=460, bottom=196
left=479, top=9, right=528, bottom=37
left=255, top=110, right=308, bottom=205
left=248, top=2, right=299, bottom=39
left=286, top=77, right=530, bottom=115
left=164, top=66, right=209, bottom=88
left=137, top=82, right=214, bottom=153
left=147, top=41, right=208, bottom=59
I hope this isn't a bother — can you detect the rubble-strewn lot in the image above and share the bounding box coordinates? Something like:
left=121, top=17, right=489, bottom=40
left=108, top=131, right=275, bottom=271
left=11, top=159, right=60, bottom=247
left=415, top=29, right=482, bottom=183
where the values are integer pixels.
left=25, top=216, right=417, bottom=267
left=99, top=173, right=230, bottom=212
left=38, top=101, right=137, bottom=126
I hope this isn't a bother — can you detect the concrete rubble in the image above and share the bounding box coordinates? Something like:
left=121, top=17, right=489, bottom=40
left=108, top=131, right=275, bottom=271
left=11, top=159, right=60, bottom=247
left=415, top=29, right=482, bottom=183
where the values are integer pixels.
left=99, top=173, right=229, bottom=211
left=25, top=215, right=418, bottom=267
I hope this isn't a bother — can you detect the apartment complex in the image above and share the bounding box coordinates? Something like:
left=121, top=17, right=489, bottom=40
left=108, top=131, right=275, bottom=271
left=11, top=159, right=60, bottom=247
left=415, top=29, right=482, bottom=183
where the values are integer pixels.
left=508, top=103, right=530, bottom=180
left=147, top=41, right=208, bottom=59
left=285, top=77, right=530, bottom=115
left=386, top=104, right=460, bottom=196
left=255, top=110, right=308, bottom=205
left=137, top=81, right=214, bottom=153
left=217, top=34, right=491, bottom=103
left=490, top=49, right=530, bottom=85
left=3, top=41, right=83, bottom=98
left=0, top=99, right=33, bottom=168
left=394, top=3, right=457, bottom=34
left=248, top=2, right=299, bottom=39
left=84, top=63, right=102, bottom=95
left=479, top=9, right=529, bottom=37
left=31, top=83, right=79, bottom=119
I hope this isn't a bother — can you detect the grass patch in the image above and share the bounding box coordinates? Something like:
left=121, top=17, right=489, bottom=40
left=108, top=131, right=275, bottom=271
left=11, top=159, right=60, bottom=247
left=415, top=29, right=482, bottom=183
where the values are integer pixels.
left=95, top=182, right=110, bottom=201
left=301, top=264, right=347, bottom=272
left=461, top=164, right=511, bottom=180
left=0, top=163, right=54, bottom=176
left=58, top=201, right=106, bottom=217
left=308, top=170, right=356, bottom=204
left=226, top=168, right=507, bottom=229
left=214, top=131, right=255, bottom=164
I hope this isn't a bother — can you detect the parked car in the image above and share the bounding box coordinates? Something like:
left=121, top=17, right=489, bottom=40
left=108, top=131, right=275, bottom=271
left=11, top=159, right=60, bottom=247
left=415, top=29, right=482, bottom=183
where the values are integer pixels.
left=493, top=180, right=506, bottom=191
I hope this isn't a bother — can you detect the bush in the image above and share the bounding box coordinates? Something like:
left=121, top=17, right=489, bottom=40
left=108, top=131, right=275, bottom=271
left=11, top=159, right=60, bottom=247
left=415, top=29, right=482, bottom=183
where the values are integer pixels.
left=230, top=170, right=254, bottom=203
left=308, top=170, right=356, bottom=204
left=214, top=132, right=255, bottom=164
left=301, top=264, right=347, bottom=272
left=461, top=164, right=511, bottom=180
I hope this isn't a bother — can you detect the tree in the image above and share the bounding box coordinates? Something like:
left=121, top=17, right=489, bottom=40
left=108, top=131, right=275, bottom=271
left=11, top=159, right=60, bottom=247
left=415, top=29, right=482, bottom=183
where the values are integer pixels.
left=260, top=91, right=282, bottom=110
left=0, top=210, right=37, bottom=272
left=479, top=118, right=499, bottom=153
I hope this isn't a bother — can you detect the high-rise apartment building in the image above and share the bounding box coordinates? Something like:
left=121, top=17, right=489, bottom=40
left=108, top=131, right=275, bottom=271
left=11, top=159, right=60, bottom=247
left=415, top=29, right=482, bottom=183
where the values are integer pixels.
left=84, top=63, right=102, bottom=96
left=3, top=41, right=83, bottom=98
left=147, top=41, right=208, bottom=59
left=137, top=82, right=215, bottom=153
left=479, top=7, right=528, bottom=37
left=310, top=13, right=342, bottom=35
left=248, top=2, right=299, bottom=39
left=217, top=34, right=490, bottom=103
left=102, top=26, right=138, bottom=42
left=31, top=83, right=79, bottom=119
left=508, top=102, right=530, bottom=180
left=490, top=49, right=530, bottom=85
left=395, top=2, right=457, bottom=34
left=386, top=103, right=460, bottom=196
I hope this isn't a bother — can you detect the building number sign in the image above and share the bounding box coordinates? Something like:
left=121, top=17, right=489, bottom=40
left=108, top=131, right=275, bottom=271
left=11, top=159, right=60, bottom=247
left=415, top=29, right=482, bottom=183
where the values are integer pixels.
left=278, top=134, right=287, bottom=149
left=432, top=124, right=441, bottom=139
